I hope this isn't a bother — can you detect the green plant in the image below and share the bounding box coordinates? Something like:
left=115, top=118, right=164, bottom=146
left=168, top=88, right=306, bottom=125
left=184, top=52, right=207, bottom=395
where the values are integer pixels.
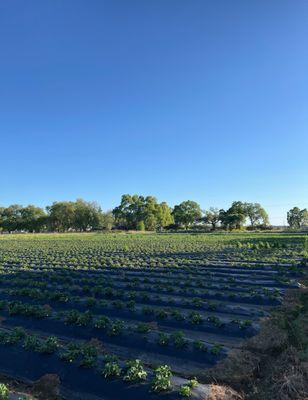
left=104, top=354, right=118, bottom=363
left=171, top=331, right=187, bottom=348
left=207, top=315, right=223, bottom=327
left=124, top=359, right=147, bottom=382
left=136, top=322, right=151, bottom=334
left=156, top=309, right=168, bottom=319
left=151, top=365, right=172, bottom=392
left=39, top=336, right=59, bottom=353
left=210, top=343, right=223, bottom=355
left=79, top=343, right=98, bottom=368
left=189, top=311, right=203, bottom=324
left=107, top=320, right=124, bottom=336
left=23, top=335, right=40, bottom=351
left=60, top=342, right=80, bottom=363
left=0, top=383, right=9, bottom=400
left=94, top=316, right=110, bottom=330
left=102, top=361, right=122, bottom=378
left=179, top=384, right=191, bottom=397
left=189, top=377, right=198, bottom=388
left=193, top=340, right=207, bottom=352
left=85, top=297, right=96, bottom=307
left=157, top=332, right=169, bottom=346
left=64, top=310, right=92, bottom=326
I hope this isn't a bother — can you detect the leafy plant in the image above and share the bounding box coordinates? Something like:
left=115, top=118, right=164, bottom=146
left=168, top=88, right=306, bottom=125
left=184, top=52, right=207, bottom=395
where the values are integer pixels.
left=39, top=336, right=59, bottom=354
left=189, top=311, right=203, bottom=324
left=23, top=335, right=40, bottom=351
left=0, top=383, right=9, bottom=400
left=136, top=322, right=151, bottom=334
left=210, top=343, right=223, bottom=355
left=94, top=316, right=110, bottom=330
left=171, top=331, right=187, bottom=348
left=64, top=310, right=92, bottom=326
left=157, top=332, right=169, bottom=346
left=151, top=365, right=172, bottom=392
left=189, top=377, right=198, bottom=388
left=102, top=361, right=122, bottom=378
left=124, top=359, right=147, bottom=382
left=60, top=342, right=80, bottom=363
left=193, top=340, right=207, bottom=352
left=107, top=320, right=124, bottom=336
left=179, top=384, right=191, bottom=397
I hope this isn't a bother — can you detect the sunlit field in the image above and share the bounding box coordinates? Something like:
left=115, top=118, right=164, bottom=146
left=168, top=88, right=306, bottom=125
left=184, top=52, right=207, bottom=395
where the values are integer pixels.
left=0, top=232, right=306, bottom=399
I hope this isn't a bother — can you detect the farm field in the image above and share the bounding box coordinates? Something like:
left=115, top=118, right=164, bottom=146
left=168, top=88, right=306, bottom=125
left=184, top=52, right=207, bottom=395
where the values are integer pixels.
left=0, top=232, right=306, bottom=400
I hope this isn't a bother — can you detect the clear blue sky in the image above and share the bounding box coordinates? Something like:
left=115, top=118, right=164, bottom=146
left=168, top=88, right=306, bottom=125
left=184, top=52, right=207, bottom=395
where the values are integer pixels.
left=1, top=1, right=307, bottom=225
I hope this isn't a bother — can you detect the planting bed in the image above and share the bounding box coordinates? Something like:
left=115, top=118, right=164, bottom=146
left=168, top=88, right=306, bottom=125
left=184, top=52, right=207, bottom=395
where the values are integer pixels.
left=0, top=232, right=306, bottom=399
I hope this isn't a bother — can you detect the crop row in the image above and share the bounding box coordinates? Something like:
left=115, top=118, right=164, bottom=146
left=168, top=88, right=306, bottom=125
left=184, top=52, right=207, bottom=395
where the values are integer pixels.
left=0, top=288, right=258, bottom=336
left=0, top=272, right=283, bottom=306
left=0, top=300, right=228, bottom=365
left=0, top=326, right=207, bottom=399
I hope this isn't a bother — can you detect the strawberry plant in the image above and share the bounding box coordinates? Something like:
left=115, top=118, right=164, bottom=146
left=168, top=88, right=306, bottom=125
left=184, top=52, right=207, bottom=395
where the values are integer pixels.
left=0, top=383, right=9, bottom=400
left=171, top=331, right=187, bottom=348
left=179, top=384, right=191, bottom=397
left=102, top=361, right=122, bottom=378
left=124, top=359, right=147, bottom=382
left=151, top=365, right=172, bottom=392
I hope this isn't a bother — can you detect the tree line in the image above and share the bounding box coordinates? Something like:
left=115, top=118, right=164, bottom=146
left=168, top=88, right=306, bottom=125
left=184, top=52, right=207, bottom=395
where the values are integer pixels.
left=0, top=195, right=306, bottom=233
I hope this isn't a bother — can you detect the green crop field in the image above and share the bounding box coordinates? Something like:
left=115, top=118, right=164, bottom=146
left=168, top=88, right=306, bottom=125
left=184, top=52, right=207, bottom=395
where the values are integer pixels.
left=0, top=232, right=307, bottom=400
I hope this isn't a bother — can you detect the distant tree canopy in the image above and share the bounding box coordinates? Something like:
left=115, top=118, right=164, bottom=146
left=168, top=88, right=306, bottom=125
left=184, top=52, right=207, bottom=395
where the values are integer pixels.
left=203, top=208, right=220, bottom=230
left=112, top=194, right=173, bottom=231
left=0, top=204, right=46, bottom=232
left=47, top=199, right=104, bottom=232
left=287, top=207, right=308, bottom=229
left=0, top=200, right=110, bottom=233
left=1, top=195, right=300, bottom=233
left=218, top=201, right=269, bottom=230
left=172, top=201, right=202, bottom=229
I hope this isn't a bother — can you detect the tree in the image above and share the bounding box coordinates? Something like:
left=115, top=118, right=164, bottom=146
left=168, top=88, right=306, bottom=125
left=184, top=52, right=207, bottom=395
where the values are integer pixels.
left=113, top=195, right=173, bottom=230
left=156, top=202, right=174, bottom=229
left=113, top=194, right=145, bottom=230
left=46, top=201, right=76, bottom=232
left=287, top=207, right=308, bottom=229
left=20, top=205, right=47, bottom=232
left=136, top=220, right=145, bottom=231
left=73, top=199, right=102, bottom=231
left=98, top=211, right=114, bottom=230
left=245, top=203, right=269, bottom=227
left=0, top=204, right=23, bottom=232
left=219, top=202, right=246, bottom=230
left=203, top=208, right=220, bottom=230
left=172, top=201, right=202, bottom=229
